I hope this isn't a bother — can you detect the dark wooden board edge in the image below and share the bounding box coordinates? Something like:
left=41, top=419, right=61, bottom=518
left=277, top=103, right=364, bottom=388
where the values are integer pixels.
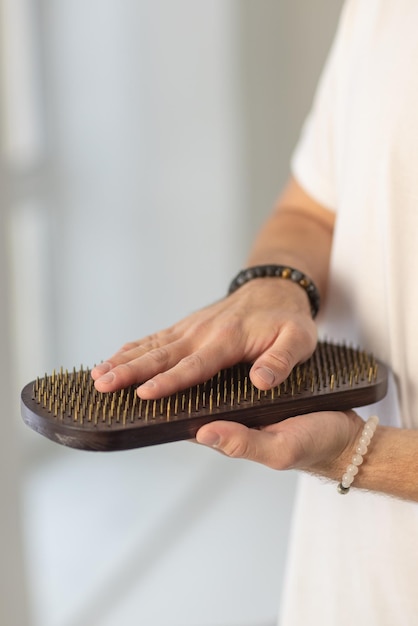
left=21, top=362, right=388, bottom=452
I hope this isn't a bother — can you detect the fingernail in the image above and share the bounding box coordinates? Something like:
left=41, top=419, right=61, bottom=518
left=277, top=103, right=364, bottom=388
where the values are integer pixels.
left=139, top=380, right=156, bottom=390
left=94, top=362, right=112, bottom=375
left=98, top=371, right=115, bottom=384
left=196, top=431, right=220, bottom=448
left=254, top=366, right=276, bottom=386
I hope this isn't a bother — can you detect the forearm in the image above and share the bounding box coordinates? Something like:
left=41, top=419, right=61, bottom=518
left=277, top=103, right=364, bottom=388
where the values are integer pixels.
left=335, top=425, right=418, bottom=502
left=246, top=177, right=335, bottom=303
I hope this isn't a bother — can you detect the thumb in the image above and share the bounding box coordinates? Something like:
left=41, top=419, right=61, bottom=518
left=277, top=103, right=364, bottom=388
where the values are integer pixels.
left=250, top=325, right=316, bottom=390
left=196, top=421, right=290, bottom=470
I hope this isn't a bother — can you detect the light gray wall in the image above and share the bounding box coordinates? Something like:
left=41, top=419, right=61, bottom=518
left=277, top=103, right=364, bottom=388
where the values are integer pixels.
left=237, top=0, right=343, bottom=245
left=0, top=175, right=29, bottom=626
left=1, top=2, right=343, bottom=625
left=0, top=0, right=38, bottom=622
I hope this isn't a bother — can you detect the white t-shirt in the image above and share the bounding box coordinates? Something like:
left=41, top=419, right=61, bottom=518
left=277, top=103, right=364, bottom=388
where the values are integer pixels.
left=279, top=1, right=418, bottom=624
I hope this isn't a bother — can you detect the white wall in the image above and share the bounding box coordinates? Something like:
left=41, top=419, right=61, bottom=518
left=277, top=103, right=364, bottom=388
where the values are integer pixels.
left=238, top=0, right=344, bottom=240
left=0, top=203, right=30, bottom=626
left=1, top=1, right=343, bottom=625
left=41, top=0, right=244, bottom=367
left=0, top=0, right=42, bottom=623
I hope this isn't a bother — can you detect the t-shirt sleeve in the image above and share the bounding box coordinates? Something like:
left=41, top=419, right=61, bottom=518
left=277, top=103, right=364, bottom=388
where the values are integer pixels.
left=291, top=2, right=352, bottom=211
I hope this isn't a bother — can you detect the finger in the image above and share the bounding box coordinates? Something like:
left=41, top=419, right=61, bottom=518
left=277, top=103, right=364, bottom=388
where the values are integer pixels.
left=91, top=345, right=148, bottom=380
left=110, top=326, right=179, bottom=359
left=91, top=341, right=162, bottom=380
left=250, top=322, right=316, bottom=390
left=136, top=343, right=242, bottom=399
left=195, top=421, right=294, bottom=470
left=91, top=330, right=179, bottom=380
left=93, top=339, right=190, bottom=392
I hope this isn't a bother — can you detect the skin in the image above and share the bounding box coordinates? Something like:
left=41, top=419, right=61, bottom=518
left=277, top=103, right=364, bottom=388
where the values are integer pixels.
left=92, top=177, right=418, bottom=502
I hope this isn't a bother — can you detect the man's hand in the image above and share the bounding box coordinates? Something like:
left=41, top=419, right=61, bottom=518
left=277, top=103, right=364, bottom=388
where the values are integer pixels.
left=196, top=410, right=364, bottom=480
left=91, top=277, right=317, bottom=399
left=91, top=177, right=332, bottom=401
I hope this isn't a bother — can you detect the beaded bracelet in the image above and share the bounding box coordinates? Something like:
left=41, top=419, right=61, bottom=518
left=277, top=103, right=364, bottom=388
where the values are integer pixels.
left=337, top=415, right=379, bottom=494
left=227, top=264, right=320, bottom=319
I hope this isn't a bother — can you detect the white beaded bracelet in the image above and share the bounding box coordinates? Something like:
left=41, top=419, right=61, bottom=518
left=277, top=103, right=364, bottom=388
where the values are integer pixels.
left=337, top=415, right=379, bottom=494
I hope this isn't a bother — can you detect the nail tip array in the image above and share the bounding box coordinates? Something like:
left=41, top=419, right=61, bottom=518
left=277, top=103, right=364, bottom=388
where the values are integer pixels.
left=21, top=340, right=387, bottom=450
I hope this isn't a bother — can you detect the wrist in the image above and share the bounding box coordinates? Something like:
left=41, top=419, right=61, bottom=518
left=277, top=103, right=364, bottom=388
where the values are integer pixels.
left=336, top=416, right=380, bottom=494
left=300, top=411, right=365, bottom=482
left=228, top=264, right=320, bottom=318
left=228, top=275, right=315, bottom=320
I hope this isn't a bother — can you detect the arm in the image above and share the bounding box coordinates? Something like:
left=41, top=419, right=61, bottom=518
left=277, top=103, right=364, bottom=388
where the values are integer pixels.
left=246, top=176, right=335, bottom=300
left=196, top=411, right=418, bottom=503
left=92, top=177, right=334, bottom=396
left=353, top=425, right=418, bottom=501
left=92, top=177, right=418, bottom=502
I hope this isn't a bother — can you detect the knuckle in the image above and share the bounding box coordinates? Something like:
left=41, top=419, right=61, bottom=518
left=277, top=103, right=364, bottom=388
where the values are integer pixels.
left=148, top=346, right=170, bottom=366
left=113, top=361, right=136, bottom=382
left=120, top=341, right=139, bottom=352
left=161, top=324, right=179, bottom=338
left=223, top=438, right=251, bottom=460
left=265, top=349, right=294, bottom=378
left=180, top=352, right=204, bottom=372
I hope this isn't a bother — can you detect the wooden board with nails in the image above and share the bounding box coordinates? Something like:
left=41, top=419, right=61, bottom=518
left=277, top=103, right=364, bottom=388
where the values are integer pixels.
left=21, top=341, right=388, bottom=451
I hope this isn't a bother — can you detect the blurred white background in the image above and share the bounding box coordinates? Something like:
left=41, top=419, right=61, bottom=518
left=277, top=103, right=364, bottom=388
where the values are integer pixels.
left=0, top=1, right=342, bottom=625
